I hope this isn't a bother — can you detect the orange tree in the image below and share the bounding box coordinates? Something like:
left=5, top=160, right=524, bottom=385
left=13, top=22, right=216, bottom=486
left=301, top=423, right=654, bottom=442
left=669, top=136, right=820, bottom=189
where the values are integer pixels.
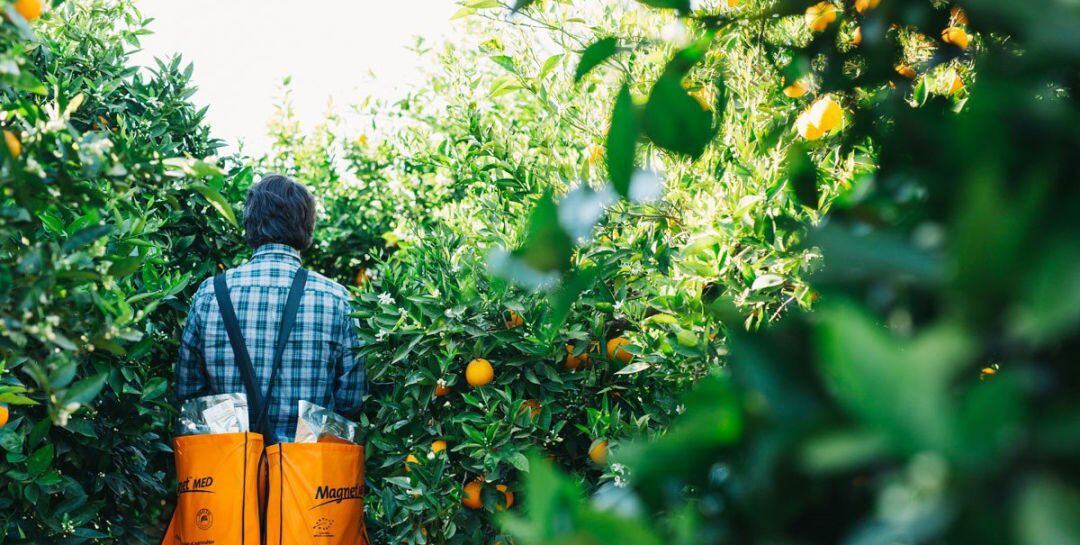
left=492, top=0, right=1078, bottom=545
left=0, top=1, right=251, bottom=541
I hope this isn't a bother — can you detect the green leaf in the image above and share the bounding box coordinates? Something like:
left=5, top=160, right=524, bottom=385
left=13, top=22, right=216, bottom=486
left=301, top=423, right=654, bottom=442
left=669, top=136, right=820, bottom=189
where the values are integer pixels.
left=26, top=444, right=54, bottom=477
left=635, top=0, right=691, bottom=11
left=575, top=38, right=618, bottom=82
left=490, top=55, right=517, bottom=73
left=63, top=224, right=114, bottom=252
left=192, top=183, right=239, bottom=227
left=787, top=142, right=819, bottom=208
left=510, top=0, right=537, bottom=13
left=538, top=54, right=563, bottom=80
left=64, top=373, right=109, bottom=406
left=643, top=70, right=716, bottom=159
left=606, top=84, right=638, bottom=197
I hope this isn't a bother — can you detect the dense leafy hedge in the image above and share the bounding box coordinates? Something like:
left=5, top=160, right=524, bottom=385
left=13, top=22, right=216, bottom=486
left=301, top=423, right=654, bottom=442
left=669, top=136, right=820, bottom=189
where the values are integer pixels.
left=0, top=2, right=250, bottom=541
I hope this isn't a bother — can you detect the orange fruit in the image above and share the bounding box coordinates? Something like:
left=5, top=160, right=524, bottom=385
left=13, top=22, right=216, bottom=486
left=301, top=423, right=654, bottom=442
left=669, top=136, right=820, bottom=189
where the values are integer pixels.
left=565, top=344, right=590, bottom=370
left=466, top=358, right=494, bottom=387
left=796, top=95, right=844, bottom=141
left=404, top=454, right=420, bottom=472
left=941, top=26, right=970, bottom=49
left=852, top=26, right=862, bottom=46
left=805, top=2, right=838, bottom=33
left=496, top=484, right=514, bottom=510
left=431, top=440, right=447, bottom=453
left=354, top=267, right=369, bottom=286
left=3, top=130, right=20, bottom=158
left=854, top=0, right=879, bottom=14
left=434, top=384, right=451, bottom=397
left=945, top=70, right=965, bottom=95
left=462, top=481, right=483, bottom=509
left=783, top=79, right=809, bottom=98
left=895, top=63, right=917, bottom=79
left=588, top=439, right=608, bottom=465
left=0, top=406, right=8, bottom=428
left=606, top=337, right=633, bottom=363
left=505, top=311, right=524, bottom=329
left=520, top=399, right=541, bottom=419
left=13, top=0, right=43, bottom=21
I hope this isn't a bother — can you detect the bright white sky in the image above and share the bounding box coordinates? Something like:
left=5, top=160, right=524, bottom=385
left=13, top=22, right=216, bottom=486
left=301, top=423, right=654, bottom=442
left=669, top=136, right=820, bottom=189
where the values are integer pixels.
left=131, top=0, right=458, bottom=156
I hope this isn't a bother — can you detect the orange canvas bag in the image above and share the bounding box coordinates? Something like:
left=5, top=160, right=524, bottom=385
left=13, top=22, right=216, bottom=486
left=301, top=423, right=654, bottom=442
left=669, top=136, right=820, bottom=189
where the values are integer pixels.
left=170, top=432, right=264, bottom=545
left=265, top=442, right=369, bottom=545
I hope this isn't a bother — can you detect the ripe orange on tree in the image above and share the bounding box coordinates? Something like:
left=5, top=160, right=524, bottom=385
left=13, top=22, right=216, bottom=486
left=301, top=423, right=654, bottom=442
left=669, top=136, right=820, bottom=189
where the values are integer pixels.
left=795, top=95, right=844, bottom=141
left=495, top=484, right=514, bottom=510
left=854, top=0, right=879, bottom=14
left=466, top=358, right=494, bottom=387
left=431, top=440, right=447, bottom=454
left=565, top=344, right=590, bottom=370
left=852, top=26, right=862, bottom=46
left=588, top=439, right=609, bottom=465
left=606, top=337, right=633, bottom=364
left=805, top=2, right=838, bottom=33
left=354, top=267, right=369, bottom=286
left=895, top=63, right=917, bottom=79
left=13, top=0, right=43, bottom=21
left=783, top=78, right=810, bottom=98
left=434, top=383, right=451, bottom=397
left=3, top=130, right=20, bottom=158
left=519, top=399, right=541, bottom=419
left=462, top=480, right=483, bottom=509
left=404, top=454, right=420, bottom=472
left=941, top=26, right=970, bottom=49
left=504, top=310, right=524, bottom=329
left=0, top=406, right=8, bottom=428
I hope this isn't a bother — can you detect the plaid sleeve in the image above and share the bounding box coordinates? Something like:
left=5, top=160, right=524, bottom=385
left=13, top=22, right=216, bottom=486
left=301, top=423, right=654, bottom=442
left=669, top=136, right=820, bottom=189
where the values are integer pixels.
left=332, top=296, right=366, bottom=418
left=176, top=279, right=211, bottom=401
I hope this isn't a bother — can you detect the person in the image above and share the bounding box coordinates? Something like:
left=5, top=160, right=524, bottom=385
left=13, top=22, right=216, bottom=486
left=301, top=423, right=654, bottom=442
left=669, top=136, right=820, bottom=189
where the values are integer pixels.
left=175, top=174, right=365, bottom=444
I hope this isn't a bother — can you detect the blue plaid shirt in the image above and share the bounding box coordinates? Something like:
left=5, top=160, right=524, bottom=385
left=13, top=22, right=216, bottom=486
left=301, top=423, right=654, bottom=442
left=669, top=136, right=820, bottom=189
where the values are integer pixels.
left=176, top=244, right=365, bottom=444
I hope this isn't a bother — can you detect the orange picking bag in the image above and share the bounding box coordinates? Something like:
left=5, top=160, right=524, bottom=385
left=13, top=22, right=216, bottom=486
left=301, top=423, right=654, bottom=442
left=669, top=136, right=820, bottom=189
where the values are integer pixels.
left=169, top=432, right=265, bottom=545
left=265, top=442, right=369, bottom=545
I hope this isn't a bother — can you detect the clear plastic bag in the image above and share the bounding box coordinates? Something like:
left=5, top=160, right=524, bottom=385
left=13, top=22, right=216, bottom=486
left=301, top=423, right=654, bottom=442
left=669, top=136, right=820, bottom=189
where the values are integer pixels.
left=294, top=400, right=359, bottom=444
left=177, top=393, right=249, bottom=436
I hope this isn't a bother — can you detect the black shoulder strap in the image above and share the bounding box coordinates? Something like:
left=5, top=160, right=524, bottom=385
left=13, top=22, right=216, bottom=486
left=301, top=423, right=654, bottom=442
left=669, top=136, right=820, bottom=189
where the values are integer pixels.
left=213, top=268, right=308, bottom=438
left=214, top=273, right=261, bottom=428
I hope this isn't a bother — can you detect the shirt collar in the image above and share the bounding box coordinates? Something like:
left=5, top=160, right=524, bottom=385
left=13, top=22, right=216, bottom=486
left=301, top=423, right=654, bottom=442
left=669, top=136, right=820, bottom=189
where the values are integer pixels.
left=252, top=243, right=302, bottom=264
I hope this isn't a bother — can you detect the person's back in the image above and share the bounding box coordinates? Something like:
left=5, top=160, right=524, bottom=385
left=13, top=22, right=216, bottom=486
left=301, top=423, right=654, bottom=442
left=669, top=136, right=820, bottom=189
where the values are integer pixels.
left=175, top=174, right=365, bottom=444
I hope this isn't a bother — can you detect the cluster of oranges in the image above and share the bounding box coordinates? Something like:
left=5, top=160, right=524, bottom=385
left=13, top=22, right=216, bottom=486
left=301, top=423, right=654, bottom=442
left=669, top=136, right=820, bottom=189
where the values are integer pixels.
left=792, top=3, right=972, bottom=141
left=412, top=311, right=638, bottom=511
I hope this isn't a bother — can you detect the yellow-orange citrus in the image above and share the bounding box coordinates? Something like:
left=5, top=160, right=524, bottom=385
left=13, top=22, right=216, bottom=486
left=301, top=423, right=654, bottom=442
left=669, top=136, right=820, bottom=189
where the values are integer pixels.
left=0, top=406, right=8, bottom=428
left=588, top=439, right=609, bottom=465
left=505, top=310, right=524, bottom=329
left=795, top=95, right=844, bottom=141
left=941, top=26, right=970, bottom=49
left=895, top=63, right=917, bottom=79
left=854, top=0, right=879, bottom=14
left=783, top=78, right=809, bottom=98
left=431, top=440, right=447, bottom=453
left=852, top=26, right=862, bottom=46
left=805, top=2, right=838, bottom=32
left=565, top=344, right=590, bottom=370
left=520, top=399, right=541, bottom=419
left=606, top=337, right=633, bottom=364
left=404, top=454, right=420, bottom=472
left=462, top=481, right=483, bottom=509
left=3, top=130, right=20, bottom=158
left=434, top=384, right=451, bottom=397
left=466, top=358, right=494, bottom=387
left=354, top=267, right=368, bottom=286
left=14, top=0, right=43, bottom=21
left=945, top=70, right=965, bottom=95
left=496, top=484, right=514, bottom=510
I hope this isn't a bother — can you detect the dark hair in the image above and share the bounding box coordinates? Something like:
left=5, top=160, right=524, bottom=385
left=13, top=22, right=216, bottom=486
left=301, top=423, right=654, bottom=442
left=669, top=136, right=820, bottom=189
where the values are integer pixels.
left=243, top=174, right=317, bottom=251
